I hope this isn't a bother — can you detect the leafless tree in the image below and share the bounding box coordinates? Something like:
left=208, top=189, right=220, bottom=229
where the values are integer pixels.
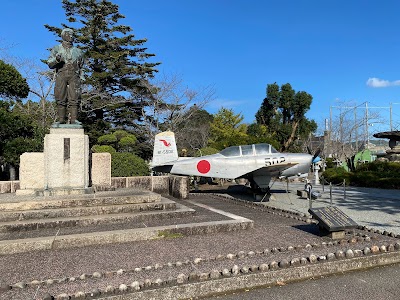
left=0, top=50, right=57, bottom=127
left=323, top=100, right=382, bottom=160
left=138, top=73, right=216, bottom=146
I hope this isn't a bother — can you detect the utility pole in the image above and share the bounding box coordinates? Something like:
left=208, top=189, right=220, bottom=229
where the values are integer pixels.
left=390, top=103, right=400, bottom=131
left=354, top=108, right=358, bottom=153
left=365, top=102, right=369, bottom=149
left=330, top=102, right=390, bottom=155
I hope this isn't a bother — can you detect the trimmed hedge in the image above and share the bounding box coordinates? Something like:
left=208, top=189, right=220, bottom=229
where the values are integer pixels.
left=92, top=146, right=149, bottom=177
left=322, top=167, right=352, bottom=185
left=322, top=161, right=400, bottom=189
left=111, top=152, right=149, bottom=177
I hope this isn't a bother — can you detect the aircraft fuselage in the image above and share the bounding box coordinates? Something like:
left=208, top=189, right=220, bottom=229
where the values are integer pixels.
left=152, top=137, right=313, bottom=190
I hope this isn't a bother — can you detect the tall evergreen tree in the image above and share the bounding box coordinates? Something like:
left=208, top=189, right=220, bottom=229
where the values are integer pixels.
left=256, top=83, right=317, bottom=152
left=44, top=0, right=160, bottom=138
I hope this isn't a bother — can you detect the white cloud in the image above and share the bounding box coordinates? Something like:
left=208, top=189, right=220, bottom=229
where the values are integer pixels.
left=366, top=77, right=400, bottom=88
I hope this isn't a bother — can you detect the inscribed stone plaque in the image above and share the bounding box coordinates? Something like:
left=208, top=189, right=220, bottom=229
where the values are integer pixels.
left=64, top=138, right=70, bottom=160
left=308, top=206, right=358, bottom=232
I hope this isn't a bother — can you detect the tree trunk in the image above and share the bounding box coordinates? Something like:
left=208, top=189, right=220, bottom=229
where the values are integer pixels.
left=283, top=120, right=300, bottom=151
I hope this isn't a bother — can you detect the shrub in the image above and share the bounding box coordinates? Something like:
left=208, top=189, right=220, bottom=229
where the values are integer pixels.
left=349, top=171, right=379, bottom=187
left=111, top=152, right=149, bottom=177
left=97, top=134, right=117, bottom=145
left=91, top=145, right=116, bottom=153
left=323, top=161, right=400, bottom=189
left=118, top=136, right=137, bottom=152
left=197, top=147, right=219, bottom=156
left=356, top=161, right=400, bottom=175
left=322, top=167, right=352, bottom=185
left=92, top=145, right=148, bottom=177
left=375, top=177, right=400, bottom=189
left=325, top=158, right=335, bottom=169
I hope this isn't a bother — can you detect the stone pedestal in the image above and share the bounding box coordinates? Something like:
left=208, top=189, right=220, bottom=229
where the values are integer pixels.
left=44, top=128, right=90, bottom=191
left=91, top=152, right=112, bottom=189
left=19, top=153, right=44, bottom=190
left=17, top=127, right=91, bottom=196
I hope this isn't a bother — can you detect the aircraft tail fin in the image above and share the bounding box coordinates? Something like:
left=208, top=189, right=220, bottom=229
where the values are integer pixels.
left=151, top=131, right=179, bottom=167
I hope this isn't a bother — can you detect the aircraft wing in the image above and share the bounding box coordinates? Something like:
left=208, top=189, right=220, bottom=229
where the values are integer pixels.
left=247, top=163, right=298, bottom=178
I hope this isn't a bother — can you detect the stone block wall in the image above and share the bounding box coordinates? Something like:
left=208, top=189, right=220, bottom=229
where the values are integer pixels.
left=127, top=176, right=152, bottom=189
left=111, top=177, right=127, bottom=189
left=169, top=176, right=189, bottom=199
left=151, top=176, right=171, bottom=194
left=111, top=175, right=188, bottom=198
left=0, top=181, right=20, bottom=193
left=0, top=175, right=189, bottom=198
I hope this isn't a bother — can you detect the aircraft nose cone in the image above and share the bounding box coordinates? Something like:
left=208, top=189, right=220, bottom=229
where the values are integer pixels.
left=297, top=153, right=313, bottom=164
left=300, top=153, right=313, bottom=173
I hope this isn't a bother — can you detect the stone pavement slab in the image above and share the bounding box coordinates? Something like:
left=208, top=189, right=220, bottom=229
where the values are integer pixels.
left=264, top=181, right=400, bottom=234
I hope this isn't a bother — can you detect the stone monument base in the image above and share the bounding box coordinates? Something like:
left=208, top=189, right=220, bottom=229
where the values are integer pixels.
left=16, top=126, right=91, bottom=196
left=44, top=127, right=89, bottom=189
left=16, top=187, right=94, bottom=197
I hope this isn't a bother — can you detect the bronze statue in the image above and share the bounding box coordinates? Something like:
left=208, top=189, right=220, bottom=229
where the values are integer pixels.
left=47, top=28, right=84, bottom=125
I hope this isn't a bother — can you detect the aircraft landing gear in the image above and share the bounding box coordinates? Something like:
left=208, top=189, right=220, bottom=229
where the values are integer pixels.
left=249, top=180, right=271, bottom=202
left=253, top=191, right=271, bottom=202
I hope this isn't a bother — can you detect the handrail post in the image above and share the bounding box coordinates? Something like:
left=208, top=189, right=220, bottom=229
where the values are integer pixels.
left=343, top=179, right=346, bottom=200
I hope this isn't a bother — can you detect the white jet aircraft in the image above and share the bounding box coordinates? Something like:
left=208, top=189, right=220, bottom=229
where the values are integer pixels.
left=151, top=131, right=314, bottom=192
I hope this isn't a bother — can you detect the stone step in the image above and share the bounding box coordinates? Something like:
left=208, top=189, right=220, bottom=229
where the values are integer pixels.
left=0, top=198, right=175, bottom=222
left=0, top=189, right=161, bottom=212
left=0, top=218, right=254, bottom=255
left=0, top=201, right=195, bottom=233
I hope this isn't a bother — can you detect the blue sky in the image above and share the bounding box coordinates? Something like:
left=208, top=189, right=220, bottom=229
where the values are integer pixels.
left=1, top=0, right=400, bottom=134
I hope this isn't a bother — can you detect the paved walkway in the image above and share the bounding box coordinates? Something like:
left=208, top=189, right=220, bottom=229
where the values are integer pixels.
left=210, top=263, right=400, bottom=300
left=266, top=181, right=400, bottom=235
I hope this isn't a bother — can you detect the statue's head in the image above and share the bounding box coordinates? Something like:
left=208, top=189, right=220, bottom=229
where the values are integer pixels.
left=61, top=28, right=74, bottom=42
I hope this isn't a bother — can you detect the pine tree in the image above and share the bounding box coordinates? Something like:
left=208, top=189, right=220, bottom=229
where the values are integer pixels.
left=44, top=0, right=160, bottom=138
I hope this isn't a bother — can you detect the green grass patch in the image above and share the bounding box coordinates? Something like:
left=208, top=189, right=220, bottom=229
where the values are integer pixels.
left=157, top=231, right=184, bottom=239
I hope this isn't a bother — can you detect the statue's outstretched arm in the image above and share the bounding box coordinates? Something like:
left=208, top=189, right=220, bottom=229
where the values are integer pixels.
left=47, top=46, right=61, bottom=69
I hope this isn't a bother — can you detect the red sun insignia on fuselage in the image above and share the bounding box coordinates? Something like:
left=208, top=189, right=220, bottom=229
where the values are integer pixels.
left=159, top=139, right=171, bottom=147
left=197, top=160, right=211, bottom=174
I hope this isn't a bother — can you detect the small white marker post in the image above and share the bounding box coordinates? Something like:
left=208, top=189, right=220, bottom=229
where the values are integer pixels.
left=314, top=164, right=320, bottom=185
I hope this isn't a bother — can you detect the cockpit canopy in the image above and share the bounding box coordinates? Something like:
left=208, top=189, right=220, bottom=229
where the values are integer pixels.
left=219, top=143, right=278, bottom=157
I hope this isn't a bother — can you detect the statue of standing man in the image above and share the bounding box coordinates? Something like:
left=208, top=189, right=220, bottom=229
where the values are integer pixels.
left=47, top=28, right=84, bottom=125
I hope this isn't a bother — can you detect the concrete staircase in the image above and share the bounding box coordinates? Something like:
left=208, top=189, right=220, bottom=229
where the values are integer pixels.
left=0, top=189, right=253, bottom=255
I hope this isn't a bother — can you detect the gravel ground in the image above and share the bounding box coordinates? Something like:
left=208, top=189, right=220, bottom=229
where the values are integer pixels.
left=0, top=188, right=398, bottom=299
